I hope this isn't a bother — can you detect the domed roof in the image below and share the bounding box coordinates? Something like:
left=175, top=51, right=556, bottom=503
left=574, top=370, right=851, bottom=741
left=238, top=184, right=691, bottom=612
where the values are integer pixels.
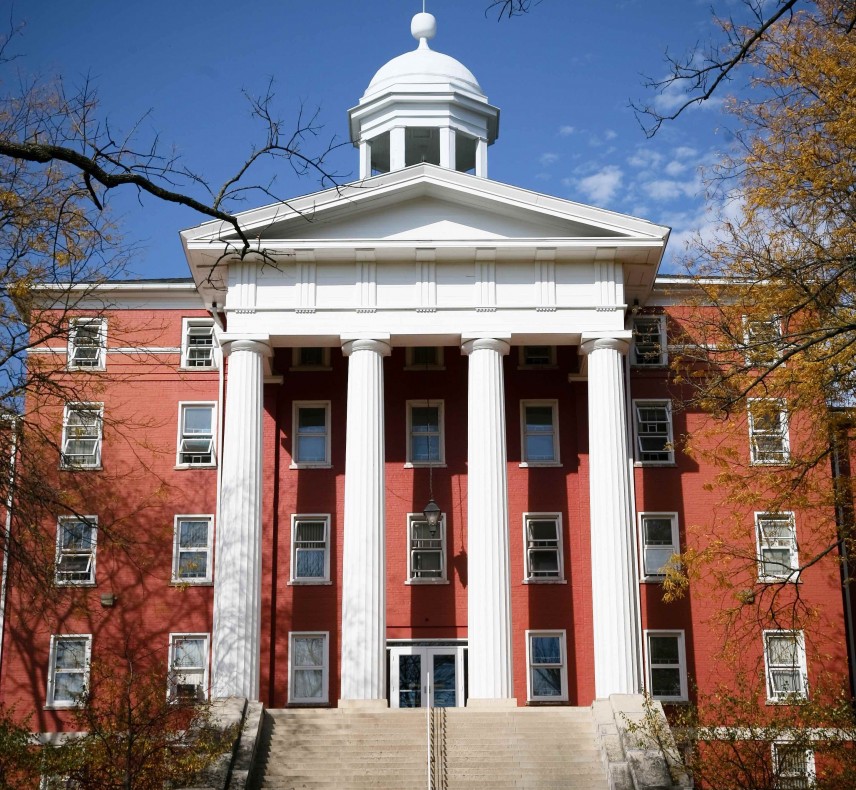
left=362, top=13, right=485, bottom=100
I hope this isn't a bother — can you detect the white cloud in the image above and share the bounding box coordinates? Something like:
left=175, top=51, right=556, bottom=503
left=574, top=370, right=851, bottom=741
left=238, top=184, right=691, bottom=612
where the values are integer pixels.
left=576, top=165, right=623, bottom=204
left=627, top=149, right=663, bottom=169
left=674, top=146, right=699, bottom=159
left=664, top=160, right=687, bottom=176
left=558, top=125, right=576, bottom=136
left=604, top=129, right=618, bottom=141
left=643, top=176, right=702, bottom=201
left=652, top=74, right=724, bottom=114
left=539, top=152, right=559, bottom=166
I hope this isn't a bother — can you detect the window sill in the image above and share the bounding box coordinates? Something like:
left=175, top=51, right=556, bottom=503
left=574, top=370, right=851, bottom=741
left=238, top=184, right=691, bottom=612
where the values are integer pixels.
left=288, top=580, right=333, bottom=586
left=55, top=581, right=97, bottom=588
left=287, top=700, right=331, bottom=707
left=522, top=579, right=567, bottom=585
left=750, top=460, right=791, bottom=467
left=67, top=366, right=106, bottom=373
left=519, top=461, right=562, bottom=468
left=179, top=366, right=218, bottom=372
left=634, top=461, right=677, bottom=468
left=766, top=697, right=807, bottom=706
left=44, top=704, right=81, bottom=711
left=405, top=579, right=449, bottom=585
left=289, top=463, right=332, bottom=470
left=403, top=462, right=447, bottom=469
left=526, top=697, right=569, bottom=704
left=170, top=580, right=214, bottom=587
left=60, top=466, right=103, bottom=472
left=758, top=576, right=800, bottom=584
left=174, top=464, right=217, bottom=471
left=640, top=576, right=667, bottom=584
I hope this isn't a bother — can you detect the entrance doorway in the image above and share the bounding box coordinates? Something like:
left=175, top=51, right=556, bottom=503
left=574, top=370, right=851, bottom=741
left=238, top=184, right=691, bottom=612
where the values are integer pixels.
left=388, top=643, right=466, bottom=708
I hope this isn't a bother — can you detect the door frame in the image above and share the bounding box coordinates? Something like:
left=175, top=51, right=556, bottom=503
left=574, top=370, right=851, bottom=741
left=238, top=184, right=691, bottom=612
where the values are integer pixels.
left=387, top=639, right=467, bottom=708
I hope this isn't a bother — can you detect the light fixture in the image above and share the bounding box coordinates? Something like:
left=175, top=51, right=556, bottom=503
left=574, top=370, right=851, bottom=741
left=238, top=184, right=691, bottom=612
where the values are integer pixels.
left=423, top=498, right=441, bottom=536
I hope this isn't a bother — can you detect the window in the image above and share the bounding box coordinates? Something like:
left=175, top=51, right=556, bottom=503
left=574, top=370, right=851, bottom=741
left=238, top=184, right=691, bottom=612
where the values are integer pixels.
left=523, top=513, right=563, bottom=581
left=68, top=318, right=106, bottom=370
left=405, top=347, right=443, bottom=369
left=519, top=345, right=556, bottom=368
left=764, top=631, right=807, bottom=702
left=756, top=513, right=799, bottom=582
left=292, top=402, right=331, bottom=467
left=407, top=401, right=444, bottom=465
left=41, top=777, right=81, bottom=790
left=47, top=635, right=91, bottom=708
left=772, top=742, right=814, bottom=789
left=289, top=632, right=329, bottom=704
left=744, top=317, right=783, bottom=367
left=61, top=404, right=103, bottom=469
left=526, top=631, right=568, bottom=702
left=521, top=401, right=560, bottom=465
left=291, top=515, right=331, bottom=583
left=56, top=516, right=97, bottom=585
left=645, top=631, right=688, bottom=701
left=749, top=400, right=790, bottom=465
left=639, top=513, right=680, bottom=579
left=168, top=633, right=209, bottom=701
left=177, top=403, right=215, bottom=466
left=407, top=513, right=446, bottom=582
left=291, top=347, right=330, bottom=369
left=634, top=400, right=674, bottom=464
left=181, top=319, right=216, bottom=369
left=172, top=516, right=213, bottom=584
left=632, top=316, right=667, bottom=366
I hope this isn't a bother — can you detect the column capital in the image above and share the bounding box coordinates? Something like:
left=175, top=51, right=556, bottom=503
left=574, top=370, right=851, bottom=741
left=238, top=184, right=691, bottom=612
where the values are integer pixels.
left=219, top=336, right=272, bottom=357
left=341, top=338, right=391, bottom=357
left=580, top=334, right=631, bottom=357
left=461, top=337, right=510, bottom=356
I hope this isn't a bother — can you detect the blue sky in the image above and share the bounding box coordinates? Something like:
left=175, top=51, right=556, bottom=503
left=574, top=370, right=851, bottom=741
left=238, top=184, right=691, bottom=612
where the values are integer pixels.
left=13, top=1, right=742, bottom=276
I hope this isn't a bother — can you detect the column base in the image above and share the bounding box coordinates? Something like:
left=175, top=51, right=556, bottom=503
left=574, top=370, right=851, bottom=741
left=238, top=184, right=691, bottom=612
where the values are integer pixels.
left=338, top=699, right=389, bottom=709
left=466, top=697, right=518, bottom=708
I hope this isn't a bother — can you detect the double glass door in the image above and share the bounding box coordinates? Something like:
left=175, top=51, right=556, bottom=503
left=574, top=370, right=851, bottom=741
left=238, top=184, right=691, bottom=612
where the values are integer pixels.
left=389, top=645, right=465, bottom=708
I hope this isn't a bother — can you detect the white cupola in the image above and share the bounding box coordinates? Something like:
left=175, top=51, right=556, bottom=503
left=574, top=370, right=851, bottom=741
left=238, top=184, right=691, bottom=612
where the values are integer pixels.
left=348, top=12, right=500, bottom=179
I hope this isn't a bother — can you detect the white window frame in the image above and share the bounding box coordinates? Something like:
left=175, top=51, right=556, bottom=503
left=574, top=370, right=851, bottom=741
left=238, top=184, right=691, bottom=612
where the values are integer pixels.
left=749, top=399, right=790, bottom=465
left=46, top=634, right=91, bottom=708
left=290, top=514, right=331, bottom=584
left=291, top=401, right=332, bottom=468
left=772, top=741, right=815, bottom=789
left=525, top=630, right=569, bottom=702
left=638, top=512, right=680, bottom=581
left=406, top=400, right=445, bottom=467
left=756, top=512, right=799, bottom=583
left=764, top=630, right=807, bottom=702
left=644, top=630, right=688, bottom=702
left=518, top=345, right=557, bottom=369
left=290, top=347, right=331, bottom=370
left=180, top=318, right=217, bottom=370
left=520, top=400, right=561, bottom=466
left=168, top=633, right=209, bottom=701
left=55, top=516, right=97, bottom=586
left=633, top=399, right=675, bottom=465
left=288, top=631, right=330, bottom=705
left=172, top=515, right=214, bottom=584
left=522, top=513, right=564, bottom=583
left=406, top=512, right=447, bottom=584
left=176, top=402, right=216, bottom=468
left=67, top=317, right=106, bottom=371
left=631, top=315, right=667, bottom=367
left=404, top=346, right=445, bottom=370
left=61, top=403, right=103, bottom=470
left=743, top=316, right=783, bottom=367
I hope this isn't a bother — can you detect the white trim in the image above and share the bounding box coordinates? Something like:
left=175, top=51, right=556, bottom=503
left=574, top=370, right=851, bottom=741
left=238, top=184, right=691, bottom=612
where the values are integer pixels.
left=520, top=400, right=561, bottom=466
left=55, top=516, right=97, bottom=586
left=288, top=631, right=330, bottom=705
left=525, top=630, right=569, bottom=702
left=175, top=402, right=217, bottom=468
left=172, top=515, right=214, bottom=584
left=405, top=400, right=446, bottom=466
left=748, top=399, right=790, bottom=465
left=644, top=630, right=688, bottom=702
left=743, top=315, right=783, bottom=367
left=168, top=632, right=210, bottom=701
left=772, top=741, right=815, bottom=787
left=60, top=403, right=103, bottom=470
left=755, top=511, right=799, bottom=583
left=46, top=634, right=91, bottom=708
left=763, top=630, right=807, bottom=702
left=291, top=401, right=332, bottom=468
left=522, top=512, right=564, bottom=582
left=638, top=512, right=680, bottom=581
left=180, top=317, right=218, bottom=370
left=290, top=514, right=331, bottom=584
left=67, top=317, right=107, bottom=371
left=406, top=512, right=447, bottom=584
left=631, top=315, right=667, bottom=367
left=632, top=399, right=675, bottom=465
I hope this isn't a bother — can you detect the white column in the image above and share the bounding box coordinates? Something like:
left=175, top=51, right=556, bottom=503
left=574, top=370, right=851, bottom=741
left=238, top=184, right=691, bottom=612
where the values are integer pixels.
left=475, top=137, right=488, bottom=178
left=462, top=337, right=514, bottom=702
left=581, top=336, right=640, bottom=698
left=390, top=127, right=406, bottom=171
left=439, top=127, right=456, bottom=170
left=359, top=140, right=370, bottom=180
left=340, top=338, right=391, bottom=702
left=212, top=338, right=270, bottom=700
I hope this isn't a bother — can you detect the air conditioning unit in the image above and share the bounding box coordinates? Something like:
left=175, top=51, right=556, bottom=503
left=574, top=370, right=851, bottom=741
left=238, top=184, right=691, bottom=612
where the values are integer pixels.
left=175, top=683, right=202, bottom=701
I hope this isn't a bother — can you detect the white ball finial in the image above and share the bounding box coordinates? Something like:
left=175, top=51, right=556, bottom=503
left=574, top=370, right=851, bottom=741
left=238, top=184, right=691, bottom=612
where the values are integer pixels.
left=411, top=12, right=437, bottom=46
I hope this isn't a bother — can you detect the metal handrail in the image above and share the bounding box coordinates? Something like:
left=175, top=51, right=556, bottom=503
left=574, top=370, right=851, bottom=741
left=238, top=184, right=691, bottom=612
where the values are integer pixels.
left=426, top=672, right=434, bottom=790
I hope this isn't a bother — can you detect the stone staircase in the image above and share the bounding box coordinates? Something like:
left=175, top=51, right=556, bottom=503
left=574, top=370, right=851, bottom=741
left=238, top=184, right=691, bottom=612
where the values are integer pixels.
left=253, top=705, right=609, bottom=789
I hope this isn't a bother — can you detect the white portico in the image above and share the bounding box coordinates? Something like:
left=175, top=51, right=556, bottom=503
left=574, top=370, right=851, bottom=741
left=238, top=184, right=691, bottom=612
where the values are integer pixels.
left=180, top=12, right=669, bottom=705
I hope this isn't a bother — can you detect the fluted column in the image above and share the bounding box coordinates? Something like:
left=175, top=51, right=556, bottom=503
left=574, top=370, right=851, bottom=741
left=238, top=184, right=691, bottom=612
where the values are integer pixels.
left=340, top=338, right=391, bottom=702
left=212, top=338, right=270, bottom=699
left=463, top=337, right=514, bottom=702
left=581, top=336, right=640, bottom=698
